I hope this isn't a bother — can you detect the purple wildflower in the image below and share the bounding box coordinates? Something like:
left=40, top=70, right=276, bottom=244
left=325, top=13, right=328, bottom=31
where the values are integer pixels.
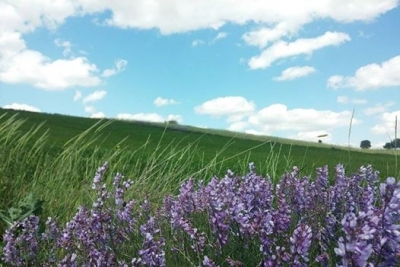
left=202, top=255, right=219, bottom=267
left=2, top=215, right=40, bottom=266
left=138, top=216, right=166, bottom=267
left=290, top=223, right=313, bottom=266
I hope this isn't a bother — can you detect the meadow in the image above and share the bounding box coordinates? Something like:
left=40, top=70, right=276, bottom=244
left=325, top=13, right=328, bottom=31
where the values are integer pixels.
left=0, top=108, right=399, bottom=266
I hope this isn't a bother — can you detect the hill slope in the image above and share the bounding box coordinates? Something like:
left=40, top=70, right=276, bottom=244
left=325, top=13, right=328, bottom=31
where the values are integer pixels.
left=0, top=108, right=398, bottom=178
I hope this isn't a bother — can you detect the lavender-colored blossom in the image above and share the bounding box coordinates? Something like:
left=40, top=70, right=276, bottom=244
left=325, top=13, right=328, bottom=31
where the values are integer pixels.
left=379, top=182, right=400, bottom=266
left=202, top=255, right=219, bottom=267
left=3, top=162, right=400, bottom=266
left=290, top=223, right=313, bottom=265
left=92, top=161, right=108, bottom=190
left=138, top=217, right=166, bottom=267
left=2, top=215, right=40, bottom=266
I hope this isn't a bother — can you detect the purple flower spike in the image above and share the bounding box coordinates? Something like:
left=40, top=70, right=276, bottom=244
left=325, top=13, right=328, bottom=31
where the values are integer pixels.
left=202, top=255, right=219, bottom=267
left=92, top=161, right=108, bottom=190
left=290, top=223, right=313, bottom=265
left=2, top=215, right=40, bottom=266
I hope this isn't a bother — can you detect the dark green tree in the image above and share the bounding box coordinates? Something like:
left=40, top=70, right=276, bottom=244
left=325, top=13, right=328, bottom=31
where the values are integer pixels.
left=383, top=138, right=400, bottom=149
left=360, top=140, right=371, bottom=149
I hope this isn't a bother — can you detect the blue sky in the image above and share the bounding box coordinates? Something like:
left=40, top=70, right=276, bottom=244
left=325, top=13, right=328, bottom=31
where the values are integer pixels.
left=1, top=0, right=399, bottom=148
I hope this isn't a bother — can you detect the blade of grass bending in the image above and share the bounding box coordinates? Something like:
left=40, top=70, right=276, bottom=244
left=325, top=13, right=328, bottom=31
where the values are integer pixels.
left=347, top=108, right=355, bottom=166
left=395, top=115, right=398, bottom=178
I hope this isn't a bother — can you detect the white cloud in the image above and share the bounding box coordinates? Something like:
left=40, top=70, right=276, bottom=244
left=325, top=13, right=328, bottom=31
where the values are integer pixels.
left=3, top=103, right=40, bottom=112
left=274, top=66, right=316, bottom=81
left=248, top=31, right=350, bottom=69
left=0, top=1, right=77, bottom=33
left=1, top=1, right=397, bottom=89
left=327, top=55, right=400, bottom=90
left=0, top=51, right=101, bottom=90
left=83, top=105, right=105, bottom=118
left=91, top=112, right=106, bottom=118
left=84, top=106, right=96, bottom=113
left=244, top=129, right=265, bottom=136
left=192, top=39, right=204, bottom=46
left=242, top=22, right=299, bottom=48
left=194, top=96, right=255, bottom=117
left=370, top=110, right=400, bottom=135
left=83, top=90, right=107, bottom=103
left=228, top=121, right=249, bottom=132
left=73, top=90, right=82, bottom=102
left=337, top=96, right=349, bottom=104
left=289, top=131, right=332, bottom=142
left=54, top=38, right=72, bottom=57
left=251, top=104, right=356, bottom=131
left=116, top=112, right=182, bottom=123
left=102, top=59, right=128, bottom=77
left=222, top=103, right=356, bottom=143
left=363, top=102, right=395, bottom=116
left=75, top=0, right=397, bottom=34
left=0, top=0, right=398, bottom=91
left=154, top=97, right=179, bottom=107
left=337, top=95, right=367, bottom=105
left=243, top=104, right=358, bottom=138
left=352, top=99, right=368, bottom=105
left=166, top=114, right=183, bottom=122
left=213, top=32, right=228, bottom=42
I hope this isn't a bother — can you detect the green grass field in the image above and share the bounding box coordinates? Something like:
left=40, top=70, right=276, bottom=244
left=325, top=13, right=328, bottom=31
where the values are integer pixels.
left=0, top=107, right=398, bottom=218
left=0, top=108, right=399, bottom=266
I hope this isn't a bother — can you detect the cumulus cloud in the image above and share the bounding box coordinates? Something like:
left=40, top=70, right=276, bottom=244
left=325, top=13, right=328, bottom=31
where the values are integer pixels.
left=195, top=97, right=357, bottom=142
left=274, top=66, right=316, bottom=81
left=83, top=90, right=107, bottom=103
left=353, top=99, right=368, bottom=105
left=91, top=112, right=106, bottom=118
left=228, top=121, right=250, bottom=132
left=249, top=31, right=350, bottom=69
left=166, top=114, right=183, bottom=122
left=76, top=0, right=397, bottom=34
left=0, top=31, right=101, bottom=90
left=370, top=110, right=400, bottom=135
left=102, top=59, right=128, bottom=77
left=84, top=106, right=96, bottom=113
left=73, top=90, right=82, bottom=102
left=3, top=103, right=41, bottom=112
left=337, top=96, right=349, bottom=104
left=195, top=96, right=255, bottom=116
left=328, top=56, right=400, bottom=90
left=242, top=22, right=299, bottom=48
left=212, top=32, right=228, bottom=43
left=247, top=104, right=358, bottom=132
left=192, top=39, right=205, bottom=46
left=54, top=38, right=72, bottom=57
left=0, top=51, right=101, bottom=90
left=289, top=131, right=332, bottom=142
left=0, top=0, right=398, bottom=91
left=224, top=104, right=357, bottom=143
left=83, top=105, right=105, bottom=118
left=363, top=102, right=395, bottom=116
left=154, top=97, right=179, bottom=107
left=116, top=112, right=183, bottom=123
left=337, top=95, right=367, bottom=105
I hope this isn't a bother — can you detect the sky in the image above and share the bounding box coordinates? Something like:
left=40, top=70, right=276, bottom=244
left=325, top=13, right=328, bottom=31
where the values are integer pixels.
left=1, top=0, right=400, bottom=149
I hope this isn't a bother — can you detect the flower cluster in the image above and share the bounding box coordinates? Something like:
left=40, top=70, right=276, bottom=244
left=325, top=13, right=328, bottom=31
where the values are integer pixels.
left=2, top=162, right=400, bottom=266
left=2, top=162, right=165, bottom=266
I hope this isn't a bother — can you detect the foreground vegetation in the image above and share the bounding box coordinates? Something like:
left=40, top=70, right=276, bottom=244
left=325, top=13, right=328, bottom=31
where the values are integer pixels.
left=3, top=161, right=400, bottom=266
left=0, top=109, right=399, bottom=266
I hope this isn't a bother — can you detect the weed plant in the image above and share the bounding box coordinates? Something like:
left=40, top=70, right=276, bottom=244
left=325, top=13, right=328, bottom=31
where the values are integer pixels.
left=1, top=112, right=400, bottom=266
left=2, top=161, right=400, bottom=266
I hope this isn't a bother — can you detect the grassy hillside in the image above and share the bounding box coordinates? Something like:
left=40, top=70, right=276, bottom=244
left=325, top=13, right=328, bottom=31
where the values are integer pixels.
left=1, top=108, right=399, bottom=266
left=0, top=108, right=398, bottom=179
